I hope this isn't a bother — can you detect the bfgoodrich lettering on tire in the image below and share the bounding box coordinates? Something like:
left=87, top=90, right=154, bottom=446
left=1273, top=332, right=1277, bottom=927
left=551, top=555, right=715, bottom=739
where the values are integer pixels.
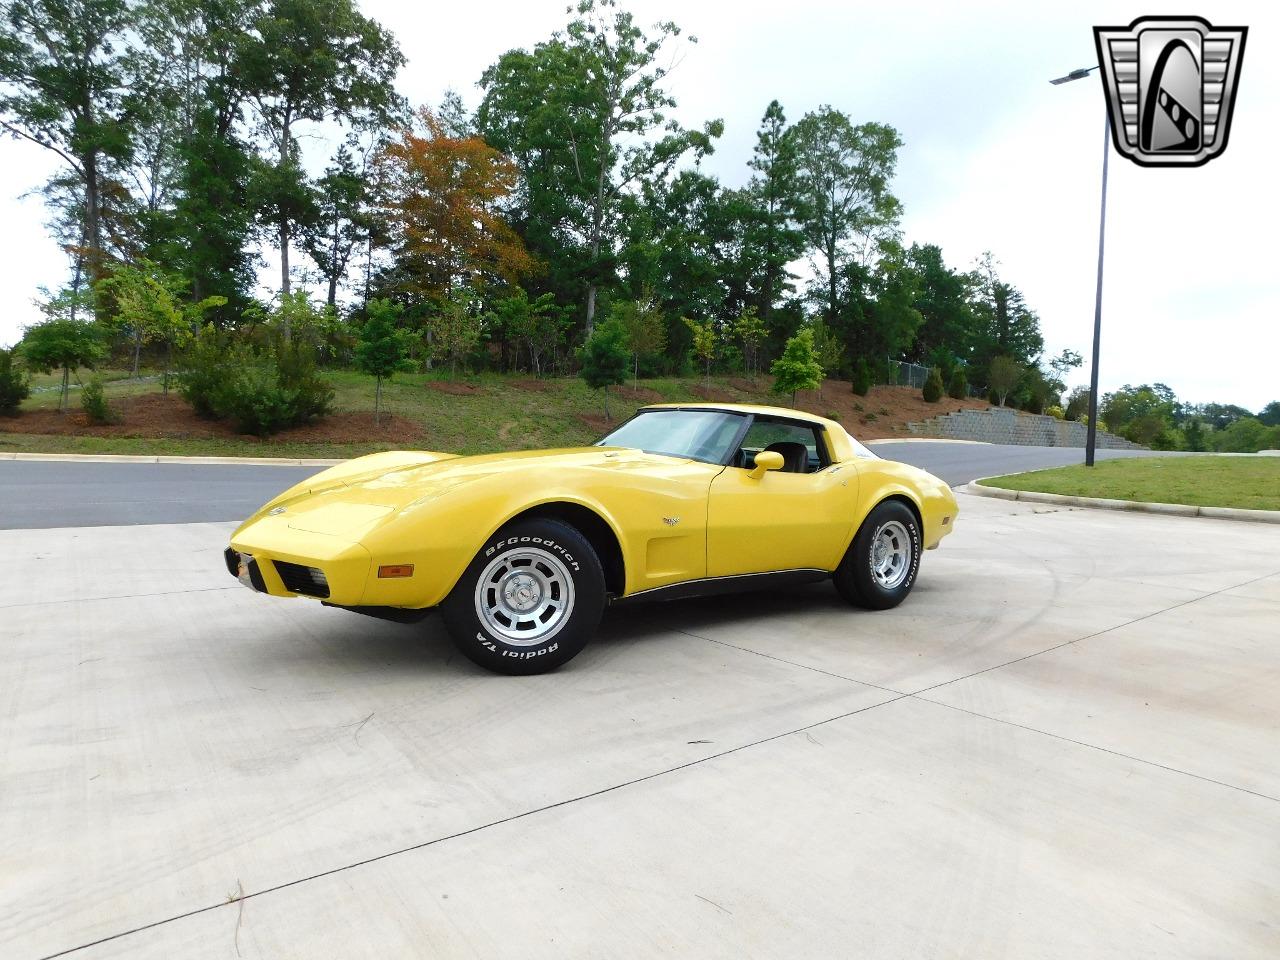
left=441, top=518, right=605, bottom=675
left=833, top=499, right=921, bottom=610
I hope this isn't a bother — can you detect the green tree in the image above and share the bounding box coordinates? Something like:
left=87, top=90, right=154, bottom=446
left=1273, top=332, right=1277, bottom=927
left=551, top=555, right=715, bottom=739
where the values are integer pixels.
left=790, top=107, right=902, bottom=328
left=745, top=100, right=805, bottom=323
left=489, top=288, right=570, bottom=378
left=1210, top=417, right=1275, bottom=453
left=612, top=297, right=665, bottom=389
left=617, top=169, right=747, bottom=345
left=20, top=307, right=106, bottom=412
left=0, top=0, right=136, bottom=287
left=1198, top=402, right=1252, bottom=431
left=578, top=317, right=628, bottom=419
left=1101, top=384, right=1177, bottom=438
left=771, top=328, right=823, bottom=406
left=425, top=287, right=484, bottom=380
left=1257, top=401, right=1280, bottom=427
left=355, top=298, right=412, bottom=424
left=240, top=0, right=404, bottom=301
left=478, top=0, right=720, bottom=336
left=143, top=0, right=262, bottom=322
left=1064, top=385, right=1090, bottom=421
left=922, top=366, right=944, bottom=403
left=97, top=259, right=225, bottom=389
left=851, top=356, right=871, bottom=396
left=841, top=246, right=923, bottom=363
left=987, top=355, right=1023, bottom=407
left=1181, top=418, right=1207, bottom=452
left=303, top=141, right=380, bottom=308
left=947, top=368, right=968, bottom=400
left=732, top=305, right=767, bottom=384
left=903, top=243, right=973, bottom=364
left=808, top=320, right=843, bottom=396
left=684, top=316, right=717, bottom=389
left=968, top=252, right=1044, bottom=380
left=0, top=346, right=30, bottom=415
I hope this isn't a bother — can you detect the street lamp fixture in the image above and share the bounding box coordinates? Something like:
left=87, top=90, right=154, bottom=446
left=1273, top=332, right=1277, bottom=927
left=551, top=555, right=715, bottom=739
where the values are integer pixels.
left=1051, top=64, right=1108, bottom=467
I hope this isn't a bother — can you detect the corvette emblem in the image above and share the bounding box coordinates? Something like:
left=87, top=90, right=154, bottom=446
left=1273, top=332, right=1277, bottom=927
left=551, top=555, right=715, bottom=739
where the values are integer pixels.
left=662, top=516, right=680, bottom=526
left=268, top=506, right=287, bottom=516
left=1094, top=16, right=1247, bottom=167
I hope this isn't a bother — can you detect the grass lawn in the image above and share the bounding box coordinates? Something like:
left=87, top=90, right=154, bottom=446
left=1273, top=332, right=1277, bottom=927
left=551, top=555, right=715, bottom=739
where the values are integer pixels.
left=979, top=456, right=1280, bottom=511
left=4, top=365, right=981, bottom=458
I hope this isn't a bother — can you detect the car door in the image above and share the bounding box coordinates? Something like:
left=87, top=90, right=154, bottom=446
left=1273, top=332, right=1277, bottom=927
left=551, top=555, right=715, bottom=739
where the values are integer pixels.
left=706, top=417, right=858, bottom=578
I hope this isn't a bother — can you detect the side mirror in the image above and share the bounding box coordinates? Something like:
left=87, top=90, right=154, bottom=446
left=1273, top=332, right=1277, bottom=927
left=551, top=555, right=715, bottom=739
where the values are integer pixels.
left=748, top=450, right=785, bottom=480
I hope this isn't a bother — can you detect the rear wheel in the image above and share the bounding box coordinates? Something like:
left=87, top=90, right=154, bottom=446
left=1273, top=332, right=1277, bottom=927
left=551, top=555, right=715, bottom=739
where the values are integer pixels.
left=440, top=518, right=605, bottom=675
left=833, top=499, right=921, bottom=610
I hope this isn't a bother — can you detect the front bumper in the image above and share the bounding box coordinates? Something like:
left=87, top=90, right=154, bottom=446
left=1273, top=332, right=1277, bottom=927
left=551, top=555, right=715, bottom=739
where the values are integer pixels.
left=224, top=548, right=334, bottom=599
left=226, top=513, right=376, bottom=605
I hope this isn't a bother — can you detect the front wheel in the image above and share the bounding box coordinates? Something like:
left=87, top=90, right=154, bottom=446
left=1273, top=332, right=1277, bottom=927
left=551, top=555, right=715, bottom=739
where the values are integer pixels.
left=440, top=518, right=605, bottom=675
left=833, top=499, right=921, bottom=610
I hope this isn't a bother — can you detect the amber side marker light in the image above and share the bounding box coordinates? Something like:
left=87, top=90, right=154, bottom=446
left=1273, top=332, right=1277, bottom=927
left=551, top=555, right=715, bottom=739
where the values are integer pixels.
left=378, top=564, right=415, bottom=579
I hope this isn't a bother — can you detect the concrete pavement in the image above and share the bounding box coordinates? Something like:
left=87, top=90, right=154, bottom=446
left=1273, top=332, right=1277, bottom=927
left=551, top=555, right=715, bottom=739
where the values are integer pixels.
left=2, top=494, right=1278, bottom=958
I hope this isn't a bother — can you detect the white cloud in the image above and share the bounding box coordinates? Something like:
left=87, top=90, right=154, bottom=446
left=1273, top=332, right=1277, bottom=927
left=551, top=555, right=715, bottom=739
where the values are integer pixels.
left=1, top=0, right=1275, bottom=409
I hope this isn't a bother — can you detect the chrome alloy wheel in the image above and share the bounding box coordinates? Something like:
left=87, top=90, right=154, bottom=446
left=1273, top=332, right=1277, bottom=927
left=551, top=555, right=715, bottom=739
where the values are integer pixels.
left=474, top=547, right=576, bottom=645
left=869, top=520, right=912, bottom=590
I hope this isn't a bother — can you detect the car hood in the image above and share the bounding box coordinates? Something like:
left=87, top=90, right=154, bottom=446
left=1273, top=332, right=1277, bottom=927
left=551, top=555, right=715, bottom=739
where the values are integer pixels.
left=236, top=446, right=695, bottom=540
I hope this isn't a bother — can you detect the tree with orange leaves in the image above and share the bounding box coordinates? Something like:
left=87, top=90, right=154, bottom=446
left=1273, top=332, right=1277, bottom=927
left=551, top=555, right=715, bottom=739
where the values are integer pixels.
left=378, top=108, right=532, bottom=304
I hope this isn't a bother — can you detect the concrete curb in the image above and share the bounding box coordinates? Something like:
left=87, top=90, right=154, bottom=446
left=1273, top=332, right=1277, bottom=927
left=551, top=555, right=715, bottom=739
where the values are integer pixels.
left=961, top=480, right=1280, bottom=524
left=0, top=452, right=344, bottom=467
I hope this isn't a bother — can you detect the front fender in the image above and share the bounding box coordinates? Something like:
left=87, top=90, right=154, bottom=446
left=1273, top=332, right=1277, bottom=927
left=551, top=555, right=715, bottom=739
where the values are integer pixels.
left=850, top=460, right=958, bottom=550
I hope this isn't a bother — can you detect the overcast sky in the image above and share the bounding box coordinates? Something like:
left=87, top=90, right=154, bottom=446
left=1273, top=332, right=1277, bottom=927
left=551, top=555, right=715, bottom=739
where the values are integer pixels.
left=1, top=1, right=1275, bottom=409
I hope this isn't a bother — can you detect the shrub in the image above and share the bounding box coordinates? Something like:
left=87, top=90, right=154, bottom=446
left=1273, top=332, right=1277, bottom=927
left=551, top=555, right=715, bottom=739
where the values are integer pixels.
left=922, top=366, right=944, bottom=403
left=80, top=377, right=119, bottom=425
left=770, top=329, right=824, bottom=406
left=851, top=357, right=871, bottom=396
left=1210, top=416, right=1276, bottom=454
left=947, top=369, right=967, bottom=401
left=0, top=347, right=30, bottom=415
left=1181, top=419, right=1207, bottom=452
left=987, top=355, right=1023, bottom=407
left=1045, top=404, right=1065, bottom=420
left=1064, top=386, right=1090, bottom=421
left=179, top=327, right=333, bottom=436
left=578, top=318, right=629, bottom=419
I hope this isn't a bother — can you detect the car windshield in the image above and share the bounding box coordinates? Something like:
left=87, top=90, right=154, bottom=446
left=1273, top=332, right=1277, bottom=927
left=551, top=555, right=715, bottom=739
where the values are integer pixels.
left=597, top=409, right=746, bottom=464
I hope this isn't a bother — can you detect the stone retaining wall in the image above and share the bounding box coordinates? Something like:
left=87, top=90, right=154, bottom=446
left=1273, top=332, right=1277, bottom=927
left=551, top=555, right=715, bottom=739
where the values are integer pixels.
left=907, top=407, right=1145, bottom=449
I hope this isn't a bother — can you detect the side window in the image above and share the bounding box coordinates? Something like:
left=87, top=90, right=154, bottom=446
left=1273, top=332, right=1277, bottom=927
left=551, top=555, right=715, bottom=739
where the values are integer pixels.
left=736, top=419, right=828, bottom=473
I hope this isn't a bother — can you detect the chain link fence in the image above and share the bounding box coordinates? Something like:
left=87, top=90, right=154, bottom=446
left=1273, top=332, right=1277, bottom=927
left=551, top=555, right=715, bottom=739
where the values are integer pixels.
left=881, top=358, right=983, bottom=398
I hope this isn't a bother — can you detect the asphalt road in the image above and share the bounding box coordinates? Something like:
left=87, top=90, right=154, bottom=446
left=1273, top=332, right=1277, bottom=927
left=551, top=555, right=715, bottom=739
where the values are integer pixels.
left=0, top=461, right=319, bottom=530
left=0, top=442, right=1177, bottom=529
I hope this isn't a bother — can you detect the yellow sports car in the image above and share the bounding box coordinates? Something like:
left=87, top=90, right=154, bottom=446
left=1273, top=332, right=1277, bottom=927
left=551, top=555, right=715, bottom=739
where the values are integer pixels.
left=226, top=403, right=957, bottom=674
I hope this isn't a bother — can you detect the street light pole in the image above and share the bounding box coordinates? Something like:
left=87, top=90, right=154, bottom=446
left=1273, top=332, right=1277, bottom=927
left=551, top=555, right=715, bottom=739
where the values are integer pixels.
left=1049, top=65, right=1109, bottom=466
left=1085, top=109, right=1109, bottom=466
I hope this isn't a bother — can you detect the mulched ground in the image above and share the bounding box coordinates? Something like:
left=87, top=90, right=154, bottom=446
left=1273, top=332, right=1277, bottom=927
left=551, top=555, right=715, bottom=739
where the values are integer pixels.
left=616, top=385, right=665, bottom=404
left=511, top=378, right=554, bottom=393
left=425, top=380, right=482, bottom=395
left=577, top=413, right=615, bottom=434
left=690, top=384, right=739, bottom=403
left=0, top=392, right=423, bottom=444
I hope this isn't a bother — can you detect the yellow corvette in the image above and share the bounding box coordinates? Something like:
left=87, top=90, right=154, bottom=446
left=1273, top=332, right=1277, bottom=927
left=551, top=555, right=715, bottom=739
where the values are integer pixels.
left=226, top=403, right=957, bottom=674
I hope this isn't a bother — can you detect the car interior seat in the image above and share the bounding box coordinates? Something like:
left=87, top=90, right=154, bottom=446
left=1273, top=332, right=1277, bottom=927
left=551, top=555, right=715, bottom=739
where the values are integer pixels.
left=762, top=440, right=809, bottom=474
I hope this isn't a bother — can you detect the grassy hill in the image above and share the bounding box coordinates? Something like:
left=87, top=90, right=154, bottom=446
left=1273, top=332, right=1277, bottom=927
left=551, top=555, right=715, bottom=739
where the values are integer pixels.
left=2, top=369, right=989, bottom=459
